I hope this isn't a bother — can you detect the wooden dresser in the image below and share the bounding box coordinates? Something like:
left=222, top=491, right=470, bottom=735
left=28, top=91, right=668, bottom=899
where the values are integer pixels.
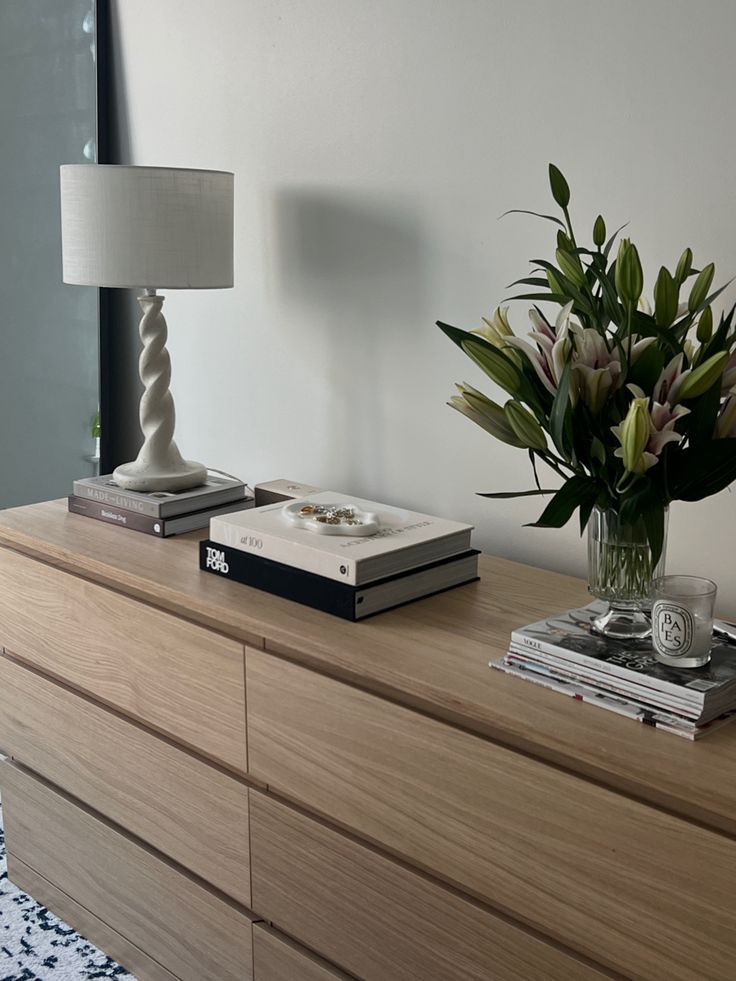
left=0, top=500, right=735, bottom=981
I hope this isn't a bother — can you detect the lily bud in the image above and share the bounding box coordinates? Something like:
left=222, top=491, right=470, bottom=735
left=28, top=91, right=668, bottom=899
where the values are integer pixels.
left=476, top=306, right=514, bottom=347
left=615, top=240, right=644, bottom=307
left=449, top=384, right=526, bottom=447
left=547, top=268, right=564, bottom=294
left=593, top=215, right=606, bottom=249
left=618, top=397, right=651, bottom=472
left=675, top=247, right=693, bottom=285
left=653, top=266, right=679, bottom=328
left=688, top=262, right=715, bottom=314
left=696, top=306, right=713, bottom=344
left=677, top=351, right=728, bottom=400
left=556, top=248, right=586, bottom=288
left=461, top=338, right=521, bottom=396
left=504, top=401, right=548, bottom=452
left=548, top=163, right=570, bottom=209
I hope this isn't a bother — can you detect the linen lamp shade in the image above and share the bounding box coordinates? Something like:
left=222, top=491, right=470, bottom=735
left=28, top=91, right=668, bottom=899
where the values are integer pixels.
left=60, top=165, right=234, bottom=289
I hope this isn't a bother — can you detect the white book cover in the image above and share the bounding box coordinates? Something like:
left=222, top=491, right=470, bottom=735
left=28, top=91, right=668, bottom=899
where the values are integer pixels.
left=209, top=491, right=473, bottom=585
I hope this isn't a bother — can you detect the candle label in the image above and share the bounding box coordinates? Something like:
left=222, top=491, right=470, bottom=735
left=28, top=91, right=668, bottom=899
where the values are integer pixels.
left=653, top=602, right=694, bottom=657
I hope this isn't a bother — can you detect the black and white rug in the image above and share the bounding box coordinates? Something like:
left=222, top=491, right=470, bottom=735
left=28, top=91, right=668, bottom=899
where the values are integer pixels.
left=0, top=801, right=134, bottom=980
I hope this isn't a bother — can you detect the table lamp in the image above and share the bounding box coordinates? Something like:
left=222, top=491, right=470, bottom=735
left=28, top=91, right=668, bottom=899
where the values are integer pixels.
left=60, top=164, right=234, bottom=492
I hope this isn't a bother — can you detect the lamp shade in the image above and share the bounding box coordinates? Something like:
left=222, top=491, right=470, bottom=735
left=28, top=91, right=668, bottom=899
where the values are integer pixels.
left=60, top=165, right=234, bottom=289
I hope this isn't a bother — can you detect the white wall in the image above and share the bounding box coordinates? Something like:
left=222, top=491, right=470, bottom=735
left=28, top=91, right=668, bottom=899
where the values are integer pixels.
left=110, top=0, right=736, bottom=610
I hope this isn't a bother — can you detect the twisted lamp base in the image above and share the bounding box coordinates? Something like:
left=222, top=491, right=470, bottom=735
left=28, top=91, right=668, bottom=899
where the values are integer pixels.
left=113, top=292, right=206, bottom=493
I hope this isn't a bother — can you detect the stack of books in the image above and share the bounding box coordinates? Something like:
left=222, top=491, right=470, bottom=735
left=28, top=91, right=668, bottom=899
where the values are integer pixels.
left=69, top=473, right=253, bottom=537
left=200, top=490, right=479, bottom=620
left=492, top=604, right=736, bottom=739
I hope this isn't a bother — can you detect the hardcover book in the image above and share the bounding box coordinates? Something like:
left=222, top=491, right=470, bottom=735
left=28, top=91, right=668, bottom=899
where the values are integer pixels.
left=200, top=541, right=480, bottom=620
left=209, top=491, right=474, bottom=585
left=68, top=495, right=254, bottom=537
left=73, top=473, right=246, bottom=518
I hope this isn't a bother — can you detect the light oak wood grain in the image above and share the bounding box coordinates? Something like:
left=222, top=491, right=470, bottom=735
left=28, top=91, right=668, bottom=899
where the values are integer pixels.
left=6, top=855, right=180, bottom=981
left=0, top=546, right=247, bottom=770
left=249, top=791, right=614, bottom=981
left=0, top=763, right=255, bottom=981
left=253, top=924, right=353, bottom=981
left=247, top=650, right=736, bottom=981
left=1, top=500, right=735, bottom=836
left=0, top=656, right=250, bottom=904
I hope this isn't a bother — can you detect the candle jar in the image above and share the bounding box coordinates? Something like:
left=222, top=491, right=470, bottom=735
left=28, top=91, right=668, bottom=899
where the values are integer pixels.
left=652, top=576, right=717, bottom=668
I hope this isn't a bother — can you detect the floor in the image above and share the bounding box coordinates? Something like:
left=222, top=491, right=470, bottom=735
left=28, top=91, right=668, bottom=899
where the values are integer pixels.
left=0, top=800, right=133, bottom=981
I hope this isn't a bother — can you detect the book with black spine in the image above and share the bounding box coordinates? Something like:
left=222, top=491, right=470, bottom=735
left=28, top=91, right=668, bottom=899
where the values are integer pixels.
left=73, top=472, right=246, bottom=518
left=68, top=495, right=254, bottom=536
left=199, top=540, right=480, bottom=620
left=209, top=491, right=474, bottom=585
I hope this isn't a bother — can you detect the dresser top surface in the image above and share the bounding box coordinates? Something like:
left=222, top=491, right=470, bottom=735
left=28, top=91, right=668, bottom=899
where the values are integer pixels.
left=2, top=498, right=736, bottom=834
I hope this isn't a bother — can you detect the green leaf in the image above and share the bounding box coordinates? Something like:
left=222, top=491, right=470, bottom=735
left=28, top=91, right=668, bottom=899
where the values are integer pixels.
left=688, top=262, right=715, bottom=314
left=643, top=501, right=666, bottom=567
left=579, top=494, right=597, bottom=535
left=626, top=343, right=665, bottom=391
left=653, top=266, right=679, bottom=327
left=603, top=222, right=629, bottom=258
left=505, top=276, right=550, bottom=289
left=593, top=215, right=606, bottom=249
left=590, top=437, right=607, bottom=466
left=669, top=439, right=736, bottom=501
left=548, top=163, right=570, bottom=209
left=526, top=475, right=600, bottom=529
left=499, top=209, right=565, bottom=227
left=477, top=488, right=557, bottom=499
left=684, top=378, right=723, bottom=447
left=549, top=359, right=572, bottom=457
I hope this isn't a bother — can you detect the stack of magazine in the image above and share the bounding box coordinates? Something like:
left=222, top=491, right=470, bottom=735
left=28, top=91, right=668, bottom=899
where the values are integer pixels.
left=68, top=473, right=253, bottom=537
left=200, top=490, right=479, bottom=620
left=492, top=603, right=736, bottom=739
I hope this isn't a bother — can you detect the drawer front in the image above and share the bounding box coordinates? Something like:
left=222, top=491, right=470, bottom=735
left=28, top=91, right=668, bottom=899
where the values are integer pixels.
left=250, top=790, right=609, bottom=981
left=0, top=548, right=246, bottom=769
left=253, top=924, right=351, bottom=981
left=0, top=656, right=250, bottom=904
left=247, top=650, right=736, bottom=981
left=1, top=763, right=254, bottom=981
left=7, top=855, right=179, bottom=981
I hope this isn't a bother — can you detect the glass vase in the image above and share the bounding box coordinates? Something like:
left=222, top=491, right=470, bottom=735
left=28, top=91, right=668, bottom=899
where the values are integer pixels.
left=587, top=505, right=668, bottom=639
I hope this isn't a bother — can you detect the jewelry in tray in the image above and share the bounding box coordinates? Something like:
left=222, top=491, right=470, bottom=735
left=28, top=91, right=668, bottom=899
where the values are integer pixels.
left=282, top=500, right=380, bottom=537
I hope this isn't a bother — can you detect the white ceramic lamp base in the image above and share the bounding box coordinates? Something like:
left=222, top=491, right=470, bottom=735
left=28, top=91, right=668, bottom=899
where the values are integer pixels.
left=113, top=292, right=206, bottom=494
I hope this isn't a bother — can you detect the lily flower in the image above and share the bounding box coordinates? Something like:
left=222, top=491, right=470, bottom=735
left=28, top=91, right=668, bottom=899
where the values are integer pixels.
left=722, top=350, right=736, bottom=393
left=473, top=306, right=514, bottom=348
left=647, top=401, right=690, bottom=454
left=612, top=398, right=657, bottom=474
left=572, top=328, right=622, bottom=413
left=448, top=383, right=525, bottom=447
left=716, top=389, right=736, bottom=438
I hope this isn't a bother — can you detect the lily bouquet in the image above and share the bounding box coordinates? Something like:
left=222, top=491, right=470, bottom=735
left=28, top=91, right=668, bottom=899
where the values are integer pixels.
left=439, top=165, right=736, bottom=612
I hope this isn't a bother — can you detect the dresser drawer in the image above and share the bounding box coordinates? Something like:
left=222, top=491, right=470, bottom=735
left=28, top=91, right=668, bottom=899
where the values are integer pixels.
left=253, top=924, right=351, bottom=981
left=0, top=548, right=246, bottom=770
left=0, top=656, right=250, bottom=904
left=247, top=650, right=736, bottom=981
left=250, top=790, right=607, bottom=981
left=1, top=763, right=255, bottom=981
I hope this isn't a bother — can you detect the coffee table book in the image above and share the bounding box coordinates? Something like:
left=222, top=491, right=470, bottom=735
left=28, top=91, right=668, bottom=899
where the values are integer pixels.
left=73, top=473, right=246, bottom=518
left=209, top=491, right=473, bottom=585
left=68, top=495, right=254, bottom=537
left=200, top=541, right=480, bottom=620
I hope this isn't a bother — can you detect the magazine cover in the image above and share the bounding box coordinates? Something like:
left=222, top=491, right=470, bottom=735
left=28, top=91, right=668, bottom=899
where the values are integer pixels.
left=512, top=603, right=736, bottom=701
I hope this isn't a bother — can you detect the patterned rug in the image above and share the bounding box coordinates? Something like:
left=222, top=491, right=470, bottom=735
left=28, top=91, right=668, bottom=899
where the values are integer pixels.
left=0, top=801, right=134, bottom=980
